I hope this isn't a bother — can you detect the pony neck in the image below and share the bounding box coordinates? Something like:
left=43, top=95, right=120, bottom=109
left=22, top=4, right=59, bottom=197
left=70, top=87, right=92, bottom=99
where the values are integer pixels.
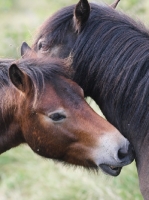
left=0, top=86, right=24, bottom=154
left=71, top=11, right=149, bottom=149
left=73, top=49, right=149, bottom=154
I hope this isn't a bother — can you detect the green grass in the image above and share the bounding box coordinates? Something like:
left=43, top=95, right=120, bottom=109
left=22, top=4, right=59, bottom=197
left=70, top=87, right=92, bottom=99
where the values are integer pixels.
left=0, top=0, right=149, bottom=58
left=0, top=0, right=148, bottom=199
left=0, top=146, right=143, bottom=200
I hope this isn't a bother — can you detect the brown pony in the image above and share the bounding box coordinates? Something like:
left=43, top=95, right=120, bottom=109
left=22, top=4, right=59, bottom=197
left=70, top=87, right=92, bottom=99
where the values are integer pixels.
left=0, top=56, right=134, bottom=175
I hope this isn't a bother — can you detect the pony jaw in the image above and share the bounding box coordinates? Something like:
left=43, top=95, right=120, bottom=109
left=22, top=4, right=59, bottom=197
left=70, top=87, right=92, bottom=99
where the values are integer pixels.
left=99, top=164, right=122, bottom=176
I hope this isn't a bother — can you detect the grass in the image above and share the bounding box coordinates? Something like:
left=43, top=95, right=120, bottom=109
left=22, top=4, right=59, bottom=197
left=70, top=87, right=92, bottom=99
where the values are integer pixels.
left=0, top=146, right=143, bottom=200
left=0, top=0, right=149, bottom=58
left=0, top=0, right=148, bottom=199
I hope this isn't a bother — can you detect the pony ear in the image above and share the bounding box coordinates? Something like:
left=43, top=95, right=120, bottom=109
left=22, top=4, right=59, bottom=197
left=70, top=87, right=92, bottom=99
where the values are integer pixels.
left=9, top=63, right=33, bottom=94
left=21, top=42, right=32, bottom=58
left=110, top=0, right=120, bottom=9
left=74, top=0, right=90, bottom=32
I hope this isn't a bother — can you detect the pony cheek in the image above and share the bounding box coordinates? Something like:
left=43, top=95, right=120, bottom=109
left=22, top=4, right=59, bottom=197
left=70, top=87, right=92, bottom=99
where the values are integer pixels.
left=21, top=117, right=67, bottom=159
left=22, top=128, right=55, bottom=158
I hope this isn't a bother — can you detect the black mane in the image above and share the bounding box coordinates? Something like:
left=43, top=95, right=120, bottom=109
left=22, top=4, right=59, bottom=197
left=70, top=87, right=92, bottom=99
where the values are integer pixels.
left=71, top=5, right=149, bottom=140
left=33, top=3, right=149, bottom=143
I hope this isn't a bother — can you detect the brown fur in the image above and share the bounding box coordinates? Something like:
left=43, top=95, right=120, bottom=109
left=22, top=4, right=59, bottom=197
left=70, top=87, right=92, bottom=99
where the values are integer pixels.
left=0, top=56, right=134, bottom=175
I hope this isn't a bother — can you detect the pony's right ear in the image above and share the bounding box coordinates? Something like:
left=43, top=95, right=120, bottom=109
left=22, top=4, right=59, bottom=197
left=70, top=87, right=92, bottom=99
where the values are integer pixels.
left=110, top=0, right=120, bottom=9
left=21, top=42, right=32, bottom=57
left=74, top=0, right=90, bottom=33
left=9, top=63, right=33, bottom=94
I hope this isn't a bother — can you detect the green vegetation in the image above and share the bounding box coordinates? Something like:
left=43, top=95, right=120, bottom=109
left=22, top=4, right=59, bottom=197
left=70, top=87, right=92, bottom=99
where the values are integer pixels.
left=0, top=0, right=148, bottom=199
left=0, top=146, right=142, bottom=200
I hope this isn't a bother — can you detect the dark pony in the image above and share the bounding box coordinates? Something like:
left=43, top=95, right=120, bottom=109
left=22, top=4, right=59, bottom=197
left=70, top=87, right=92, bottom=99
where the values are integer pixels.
left=0, top=56, right=134, bottom=176
left=32, top=0, right=149, bottom=198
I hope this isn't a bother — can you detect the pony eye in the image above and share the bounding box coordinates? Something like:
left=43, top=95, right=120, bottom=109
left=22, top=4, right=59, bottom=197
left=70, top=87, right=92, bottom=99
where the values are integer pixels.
left=49, top=113, right=66, bottom=122
left=38, top=42, right=42, bottom=50
left=38, top=40, right=49, bottom=52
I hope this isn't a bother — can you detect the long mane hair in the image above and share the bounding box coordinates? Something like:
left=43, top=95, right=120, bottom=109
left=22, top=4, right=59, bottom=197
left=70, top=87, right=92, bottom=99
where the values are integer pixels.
left=33, top=3, right=149, bottom=141
left=71, top=5, right=149, bottom=138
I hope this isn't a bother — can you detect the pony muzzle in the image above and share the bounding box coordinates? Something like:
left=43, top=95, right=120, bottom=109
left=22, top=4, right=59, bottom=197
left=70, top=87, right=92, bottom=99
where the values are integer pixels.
left=92, top=134, right=134, bottom=176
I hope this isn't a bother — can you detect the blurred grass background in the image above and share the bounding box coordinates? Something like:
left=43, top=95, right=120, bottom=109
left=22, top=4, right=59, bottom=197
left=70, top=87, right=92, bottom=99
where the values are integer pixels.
left=0, top=0, right=148, bottom=199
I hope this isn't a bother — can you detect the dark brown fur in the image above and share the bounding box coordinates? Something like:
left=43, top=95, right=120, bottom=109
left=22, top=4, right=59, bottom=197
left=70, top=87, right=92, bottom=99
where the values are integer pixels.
left=32, top=0, right=149, bottom=198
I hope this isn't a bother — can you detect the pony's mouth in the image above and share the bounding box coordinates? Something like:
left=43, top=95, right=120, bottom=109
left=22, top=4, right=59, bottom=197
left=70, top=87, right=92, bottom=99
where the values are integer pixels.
left=99, top=164, right=122, bottom=176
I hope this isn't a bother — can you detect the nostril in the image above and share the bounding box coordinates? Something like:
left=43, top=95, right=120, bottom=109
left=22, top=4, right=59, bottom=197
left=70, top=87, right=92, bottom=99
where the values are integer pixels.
left=118, top=148, right=128, bottom=160
left=117, top=143, right=134, bottom=161
left=116, top=144, right=134, bottom=164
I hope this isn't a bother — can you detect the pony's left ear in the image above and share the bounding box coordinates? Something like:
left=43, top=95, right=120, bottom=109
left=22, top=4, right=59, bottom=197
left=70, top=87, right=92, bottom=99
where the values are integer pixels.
left=9, top=63, right=33, bottom=94
left=74, top=0, right=90, bottom=33
left=21, top=42, right=36, bottom=58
